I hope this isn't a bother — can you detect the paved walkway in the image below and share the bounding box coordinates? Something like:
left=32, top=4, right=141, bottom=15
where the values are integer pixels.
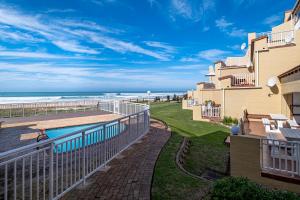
left=62, top=119, right=170, bottom=200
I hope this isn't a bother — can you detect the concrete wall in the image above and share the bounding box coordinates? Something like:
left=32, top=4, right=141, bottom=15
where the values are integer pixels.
left=182, top=99, right=193, bottom=110
left=231, top=135, right=300, bottom=194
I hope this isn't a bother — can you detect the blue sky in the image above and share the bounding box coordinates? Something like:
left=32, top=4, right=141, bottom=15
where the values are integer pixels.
left=0, top=0, right=295, bottom=92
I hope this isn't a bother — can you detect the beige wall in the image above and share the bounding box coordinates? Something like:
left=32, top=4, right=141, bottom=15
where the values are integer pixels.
left=182, top=99, right=193, bottom=110
left=194, top=89, right=222, bottom=105
left=219, top=66, right=252, bottom=77
left=223, top=87, right=281, bottom=118
left=231, top=135, right=300, bottom=194
left=272, top=20, right=293, bottom=32
left=192, top=105, right=210, bottom=121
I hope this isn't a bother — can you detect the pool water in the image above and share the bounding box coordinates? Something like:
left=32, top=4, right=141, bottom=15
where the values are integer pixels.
left=46, top=122, right=126, bottom=152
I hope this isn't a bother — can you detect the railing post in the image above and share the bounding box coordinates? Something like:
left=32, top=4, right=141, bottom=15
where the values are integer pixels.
left=49, top=142, right=54, bottom=200
left=298, top=143, right=300, bottom=176
left=137, top=113, right=139, bottom=136
left=103, top=124, right=107, bottom=167
left=128, top=116, right=131, bottom=144
left=82, top=131, right=86, bottom=185
left=144, top=111, right=146, bottom=133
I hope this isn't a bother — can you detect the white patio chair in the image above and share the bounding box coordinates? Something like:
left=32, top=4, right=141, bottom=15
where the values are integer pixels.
left=262, top=118, right=280, bottom=133
left=287, top=117, right=300, bottom=129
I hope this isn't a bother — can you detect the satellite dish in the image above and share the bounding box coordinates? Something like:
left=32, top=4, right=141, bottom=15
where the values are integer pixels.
left=267, top=77, right=277, bottom=88
left=241, top=43, right=247, bottom=50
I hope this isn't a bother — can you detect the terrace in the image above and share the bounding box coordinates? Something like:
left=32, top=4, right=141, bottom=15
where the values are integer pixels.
left=0, top=100, right=151, bottom=199
left=238, top=110, right=300, bottom=182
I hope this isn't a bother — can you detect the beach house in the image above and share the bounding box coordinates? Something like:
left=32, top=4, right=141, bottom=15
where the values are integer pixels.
left=183, top=0, right=300, bottom=125
left=183, top=0, right=300, bottom=193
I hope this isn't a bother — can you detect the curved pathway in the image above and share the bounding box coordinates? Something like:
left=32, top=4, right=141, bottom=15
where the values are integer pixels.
left=62, top=119, right=170, bottom=200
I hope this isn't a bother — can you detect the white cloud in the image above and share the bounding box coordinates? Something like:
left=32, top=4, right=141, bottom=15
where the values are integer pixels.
left=180, top=49, right=230, bottom=62
left=168, top=64, right=206, bottom=70
left=170, top=0, right=215, bottom=22
left=45, top=9, right=76, bottom=13
left=228, top=27, right=247, bottom=38
left=180, top=57, right=200, bottom=62
left=0, top=5, right=171, bottom=60
left=148, top=0, right=159, bottom=7
left=90, top=0, right=117, bottom=6
left=0, top=29, right=44, bottom=42
left=215, top=16, right=247, bottom=38
left=78, top=31, right=171, bottom=61
left=215, top=17, right=233, bottom=30
left=171, top=0, right=193, bottom=19
left=263, top=14, right=281, bottom=26
left=197, top=49, right=230, bottom=61
left=144, top=41, right=177, bottom=53
left=52, top=40, right=100, bottom=54
left=0, top=49, right=103, bottom=60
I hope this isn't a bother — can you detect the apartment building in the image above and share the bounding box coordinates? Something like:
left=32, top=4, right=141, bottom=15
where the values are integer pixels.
left=183, top=1, right=300, bottom=124
left=183, top=0, right=300, bottom=193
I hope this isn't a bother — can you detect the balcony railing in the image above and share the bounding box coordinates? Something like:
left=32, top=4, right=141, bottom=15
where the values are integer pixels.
left=261, top=139, right=300, bottom=178
left=201, top=105, right=221, bottom=118
left=0, top=101, right=150, bottom=200
left=258, top=30, right=295, bottom=47
left=231, top=73, right=255, bottom=87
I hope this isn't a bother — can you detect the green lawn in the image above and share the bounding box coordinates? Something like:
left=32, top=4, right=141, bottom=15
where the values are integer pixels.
left=151, top=102, right=230, bottom=200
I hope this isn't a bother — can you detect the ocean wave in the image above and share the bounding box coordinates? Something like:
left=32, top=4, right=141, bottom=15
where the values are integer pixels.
left=0, top=92, right=184, bottom=104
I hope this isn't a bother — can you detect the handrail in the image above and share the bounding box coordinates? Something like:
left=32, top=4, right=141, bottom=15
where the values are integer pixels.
left=0, top=108, right=148, bottom=159
left=0, top=100, right=150, bottom=200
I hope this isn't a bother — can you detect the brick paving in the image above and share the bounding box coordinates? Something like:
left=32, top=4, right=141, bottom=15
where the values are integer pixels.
left=62, top=119, right=170, bottom=200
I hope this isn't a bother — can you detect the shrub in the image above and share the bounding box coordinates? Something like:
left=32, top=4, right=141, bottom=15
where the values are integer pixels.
left=172, top=94, right=177, bottom=101
left=166, top=95, right=170, bottom=102
left=232, top=118, right=238, bottom=125
left=210, top=177, right=300, bottom=200
left=222, top=116, right=239, bottom=126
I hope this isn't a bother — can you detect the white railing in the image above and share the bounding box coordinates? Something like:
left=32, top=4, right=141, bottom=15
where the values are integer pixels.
left=261, top=139, right=300, bottom=177
left=201, top=105, right=221, bottom=118
left=231, top=73, right=255, bottom=87
left=258, top=30, right=295, bottom=47
left=187, top=99, right=199, bottom=107
left=0, top=101, right=150, bottom=200
left=0, top=100, right=104, bottom=118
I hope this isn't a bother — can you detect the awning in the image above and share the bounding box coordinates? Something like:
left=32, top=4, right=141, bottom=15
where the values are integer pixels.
left=281, top=80, right=300, bottom=94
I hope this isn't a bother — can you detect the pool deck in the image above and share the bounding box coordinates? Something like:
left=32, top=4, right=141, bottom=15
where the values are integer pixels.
left=0, top=111, right=121, bottom=153
left=61, top=119, right=170, bottom=200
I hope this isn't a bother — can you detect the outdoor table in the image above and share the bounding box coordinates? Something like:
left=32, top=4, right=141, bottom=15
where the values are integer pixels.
left=280, top=128, right=300, bottom=141
left=269, top=114, right=288, bottom=128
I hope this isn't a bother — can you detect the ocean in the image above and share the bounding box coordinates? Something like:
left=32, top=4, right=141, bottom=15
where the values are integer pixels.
left=0, top=92, right=185, bottom=104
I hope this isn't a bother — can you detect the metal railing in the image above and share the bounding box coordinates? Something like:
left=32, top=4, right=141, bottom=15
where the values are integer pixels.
left=261, top=139, right=300, bottom=177
left=0, top=101, right=150, bottom=200
left=187, top=99, right=195, bottom=107
left=231, top=73, right=255, bottom=87
left=257, top=30, right=295, bottom=47
left=201, top=105, right=221, bottom=118
left=0, top=100, right=103, bottom=118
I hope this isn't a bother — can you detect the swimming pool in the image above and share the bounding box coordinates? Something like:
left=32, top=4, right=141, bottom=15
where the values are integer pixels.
left=46, top=122, right=126, bottom=152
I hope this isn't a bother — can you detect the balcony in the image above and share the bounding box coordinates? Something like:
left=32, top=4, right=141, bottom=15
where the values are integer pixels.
left=258, top=30, right=295, bottom=48
left=261, top=139, right=300, bottom=180
left=201, top=105, right=221, bottom=119
left=231, top=73, right=255, bottom=87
